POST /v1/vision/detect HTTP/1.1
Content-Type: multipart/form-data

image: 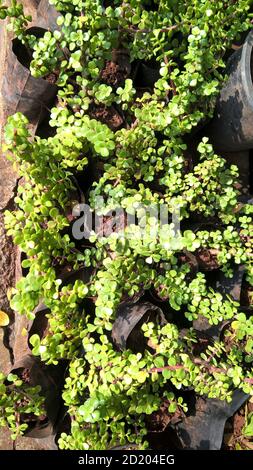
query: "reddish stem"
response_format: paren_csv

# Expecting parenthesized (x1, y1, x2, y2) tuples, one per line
(149, 360, 253, 385)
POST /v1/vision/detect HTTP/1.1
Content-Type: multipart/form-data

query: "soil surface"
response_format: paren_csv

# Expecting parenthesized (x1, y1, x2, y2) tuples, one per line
(146, 402, 184, 433)
(45, 72, 58, 85)
(192, 331, 211, 356)
(100, 60, 128, 88)
(223, 400, 253, 450)
(21, 367, 31, 384)
(88, 103, 124, 131)
(195, 248, 220, 271)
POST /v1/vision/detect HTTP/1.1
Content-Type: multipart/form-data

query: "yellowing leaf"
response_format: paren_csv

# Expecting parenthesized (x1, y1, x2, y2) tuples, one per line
(0, 311, 9, 327)
(7, 287, 15, 301)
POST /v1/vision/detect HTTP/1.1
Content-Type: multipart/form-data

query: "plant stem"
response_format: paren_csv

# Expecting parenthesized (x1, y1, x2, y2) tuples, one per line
(149, 360, 253, 385)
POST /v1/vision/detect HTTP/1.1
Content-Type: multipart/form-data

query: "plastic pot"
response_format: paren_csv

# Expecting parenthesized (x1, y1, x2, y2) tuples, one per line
(133, 62, 161, 90)
(176, 390, 250, 450)
(1, 27, 57, 126)
(28, 302, 50, 344)
(205, 30, 253, 151)
(112, 301, 166, 353)
(215, 264, 245, 303)
(37, 0, 60, 32)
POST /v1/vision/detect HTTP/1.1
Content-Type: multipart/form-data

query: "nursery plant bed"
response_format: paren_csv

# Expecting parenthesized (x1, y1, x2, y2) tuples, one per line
(0, 0, 253, 452)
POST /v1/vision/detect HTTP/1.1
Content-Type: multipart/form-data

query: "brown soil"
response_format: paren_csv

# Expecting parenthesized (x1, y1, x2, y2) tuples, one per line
(247, 401, 253, 414)
(195, 248, 220, 271)
(146, 401, 184, 434)
(192, 331, 211, 356)
(233, 412, 245, 439)
(223, 400, 253, 450)
(100, 61, 128, 88)
(21, 368, 31, 385)
(88, 103, 124, 131)
(222, 327, 236, 352)
(97, 212, 128, 237)
(44, 72, 58, 85)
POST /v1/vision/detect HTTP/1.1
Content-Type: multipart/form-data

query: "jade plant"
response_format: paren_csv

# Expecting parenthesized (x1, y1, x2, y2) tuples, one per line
(0, 372, 45, 440)
(1, 0, 253, 450)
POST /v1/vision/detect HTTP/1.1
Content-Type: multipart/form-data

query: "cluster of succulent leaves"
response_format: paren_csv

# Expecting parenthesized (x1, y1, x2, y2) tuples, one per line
(1, 0, 253, 449)
(0, 372, 45, 440)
